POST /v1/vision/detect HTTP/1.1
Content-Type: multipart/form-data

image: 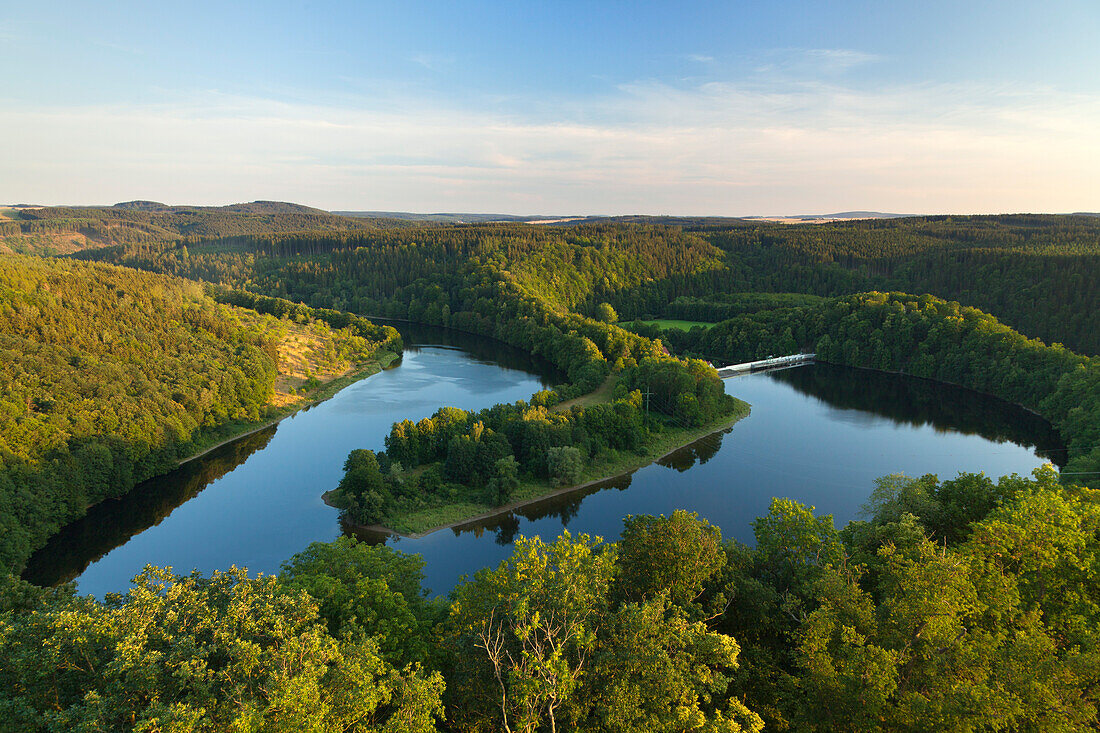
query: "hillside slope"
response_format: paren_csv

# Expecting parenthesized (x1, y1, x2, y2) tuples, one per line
(0, 255, 400, 572)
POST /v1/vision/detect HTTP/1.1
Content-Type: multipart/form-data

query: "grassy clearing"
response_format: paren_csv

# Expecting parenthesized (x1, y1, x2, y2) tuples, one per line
(380, 398, 751, 536)
(624, 319, 716, 331)
(225, 305, 389, 409)
(175, 306, 401, 465)
(551, 375, 618, 413)
(179, 350, 399, 466)
(0, 232, 93, 255)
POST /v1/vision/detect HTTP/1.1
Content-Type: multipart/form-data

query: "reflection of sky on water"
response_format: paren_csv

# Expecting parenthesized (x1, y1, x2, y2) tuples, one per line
(391, 368, 1054, 597)
(48, 349, 1056, 601)
(59, 347, 550, 598)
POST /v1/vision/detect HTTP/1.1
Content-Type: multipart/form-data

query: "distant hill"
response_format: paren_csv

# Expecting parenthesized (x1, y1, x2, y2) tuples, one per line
(741, 211, 911, 224)
(113, 200, 171, 211)
(334, 210, 553, 224)
(0, 201, 393, 256)
(819, 211, 910, 219)
(218, 201, 333, 216)
(112, 200, 333, 216)
(334, 211, 913, 227)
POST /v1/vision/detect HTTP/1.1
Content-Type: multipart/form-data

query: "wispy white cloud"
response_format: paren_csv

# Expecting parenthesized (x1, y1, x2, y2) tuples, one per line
(687, 54, 715, 63)
(801, 48, 880, 73)
(749, 48, 881, 79)
(91, 39, 146, 56)
(410, 53, 455, 71)
(0, 75, 1096, 214)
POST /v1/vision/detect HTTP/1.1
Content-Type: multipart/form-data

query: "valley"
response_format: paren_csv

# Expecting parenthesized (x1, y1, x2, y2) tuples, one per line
(2, 207, 1099, 731)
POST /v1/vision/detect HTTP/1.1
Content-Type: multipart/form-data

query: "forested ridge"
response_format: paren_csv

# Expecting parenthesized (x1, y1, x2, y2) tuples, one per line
(76, 221, 726, 313)
(630, 291, 1100, 479)
(607, 214, 1100, 355)
(0, 201, 405, 256)
(0, 256, 400, 574)
(76, 214, 1100, 355)
(3, 210, 1100, 730)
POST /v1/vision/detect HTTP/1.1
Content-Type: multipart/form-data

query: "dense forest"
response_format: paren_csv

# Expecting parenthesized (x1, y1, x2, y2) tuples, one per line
(627, 291, 1100, 479)
(74, 214, 1100, 355)
(0, 256, 400, 574)
(3, 210, 1100, 730)
(74, 221, 726, 314)
(606, 215, 1100, 355)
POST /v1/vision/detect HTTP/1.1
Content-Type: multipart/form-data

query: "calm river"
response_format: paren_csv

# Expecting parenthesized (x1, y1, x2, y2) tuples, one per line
(25, 327, 1062, 598)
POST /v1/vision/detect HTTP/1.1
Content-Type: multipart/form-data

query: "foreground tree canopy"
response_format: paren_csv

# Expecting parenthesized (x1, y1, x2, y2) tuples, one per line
(4, 482, 1096, 731)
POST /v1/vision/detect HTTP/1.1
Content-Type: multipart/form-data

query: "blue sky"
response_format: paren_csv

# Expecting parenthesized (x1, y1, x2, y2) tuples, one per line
(2, 1, 1097, 214)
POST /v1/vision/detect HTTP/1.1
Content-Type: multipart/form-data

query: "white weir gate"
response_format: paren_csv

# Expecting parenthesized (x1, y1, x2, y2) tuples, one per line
(715, 353, 815, 378)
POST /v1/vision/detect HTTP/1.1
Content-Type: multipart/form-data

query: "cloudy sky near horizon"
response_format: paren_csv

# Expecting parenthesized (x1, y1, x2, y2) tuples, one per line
(2, 1, 1098, 215)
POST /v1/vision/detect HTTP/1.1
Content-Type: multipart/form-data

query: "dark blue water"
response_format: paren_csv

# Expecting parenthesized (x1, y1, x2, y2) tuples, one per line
(374, 363, 1060, 596)
(26, 332, 1060, 599)
(25, 332, 555, 597)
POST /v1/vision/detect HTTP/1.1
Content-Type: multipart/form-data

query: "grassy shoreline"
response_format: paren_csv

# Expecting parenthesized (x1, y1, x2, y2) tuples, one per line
(174, 350, 401, 468)
(333, 398, 751, 539)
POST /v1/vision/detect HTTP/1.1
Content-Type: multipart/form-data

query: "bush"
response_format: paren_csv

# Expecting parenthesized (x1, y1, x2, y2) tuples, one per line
(547, 446, 584, 486)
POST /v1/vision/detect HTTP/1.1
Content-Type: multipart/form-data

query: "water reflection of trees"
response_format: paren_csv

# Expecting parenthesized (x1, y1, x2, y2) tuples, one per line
(657, 430, 728, 472)
(377, 319, 565, 385)
(442, 430, 737, 543)
(769, 364, 1066, 466)
(343, 476, 637, 547)
(421, 474, 635, 544)
(23, 427, 278, 587)
(406, 364, 1068, 545)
